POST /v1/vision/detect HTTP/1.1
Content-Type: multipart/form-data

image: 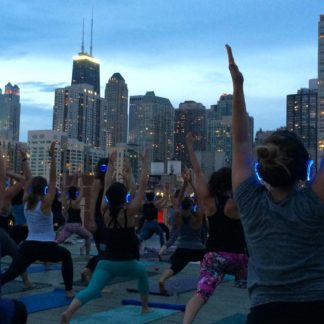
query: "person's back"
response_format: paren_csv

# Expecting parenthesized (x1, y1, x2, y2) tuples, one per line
(235, 179, 324, 306)
(227, 44, 324, 323)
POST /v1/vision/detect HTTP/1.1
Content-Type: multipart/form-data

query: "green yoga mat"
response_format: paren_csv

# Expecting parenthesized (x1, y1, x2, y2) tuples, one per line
(71, 305, 178, 323)
(211, 313, 247, 324)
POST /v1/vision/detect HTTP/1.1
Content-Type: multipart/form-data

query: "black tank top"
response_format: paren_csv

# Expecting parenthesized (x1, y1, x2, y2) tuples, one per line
(95, 189, 104, 227)
(103, 209, 139, 261)
(67, 205, 82, 224)
(142, 202, 158, 221)
(206, 195, 247, 254)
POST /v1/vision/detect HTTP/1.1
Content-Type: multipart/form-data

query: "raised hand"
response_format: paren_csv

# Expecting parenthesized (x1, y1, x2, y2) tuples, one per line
(48, 142, 56, 158)
(225, 44, 244, 88)
(185, 132, 195, 147)
(18, 144, 28, 160)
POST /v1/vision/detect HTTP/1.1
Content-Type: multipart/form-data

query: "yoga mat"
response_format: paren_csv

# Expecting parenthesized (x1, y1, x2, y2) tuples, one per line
(18, 288, 75, 313)
(211, 313, 247, 324)
(122, 299, 186, 311)
(71, 305, 178, 323)
(27, 263, 61, 273)
(1, 281, 52, 295)
(127, 275, 199, 296)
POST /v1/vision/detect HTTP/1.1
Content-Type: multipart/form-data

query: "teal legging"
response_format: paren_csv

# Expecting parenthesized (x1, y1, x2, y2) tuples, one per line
(76, 259, 149, 305)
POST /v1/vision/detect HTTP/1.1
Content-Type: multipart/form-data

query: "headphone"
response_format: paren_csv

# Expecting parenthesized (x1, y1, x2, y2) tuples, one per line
(28, 185, 48, 196)
(99, 163, 108, 173)
(66, 189, 80, 199)
(104, 192, 132, 206)
(254, 159, 315, 183)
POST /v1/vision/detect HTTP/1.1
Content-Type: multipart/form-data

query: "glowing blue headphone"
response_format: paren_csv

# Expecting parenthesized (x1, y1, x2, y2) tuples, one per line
(28, 185, 48, 195)
(254, 159, 315, 183)
(104, 192, 132, 206)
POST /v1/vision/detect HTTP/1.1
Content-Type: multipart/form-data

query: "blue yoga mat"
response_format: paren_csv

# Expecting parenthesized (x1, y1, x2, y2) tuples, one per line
(71, 305, 179, 323)
(27, 263, 61, 273)
(211, 313, 247, 324)
(18, 288, 73, 313)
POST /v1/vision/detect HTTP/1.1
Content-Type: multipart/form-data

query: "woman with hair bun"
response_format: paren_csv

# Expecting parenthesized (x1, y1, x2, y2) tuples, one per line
(227, 44, 324, 323)
(60, 151, 150, 323)
(183, 133, 248, 324)
(1, 142, 74, 298)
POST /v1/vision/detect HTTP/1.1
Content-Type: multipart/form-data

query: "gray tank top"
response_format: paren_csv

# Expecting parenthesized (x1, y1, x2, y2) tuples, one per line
(176, 221, 205, 250)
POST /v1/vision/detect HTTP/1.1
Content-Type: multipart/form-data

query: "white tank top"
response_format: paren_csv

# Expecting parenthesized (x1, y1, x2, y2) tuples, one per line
(25, 201, 55, 242)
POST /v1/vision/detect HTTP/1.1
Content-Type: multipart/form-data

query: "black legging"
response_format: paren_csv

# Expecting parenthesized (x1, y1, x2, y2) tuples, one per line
(1, 240, 73, 291)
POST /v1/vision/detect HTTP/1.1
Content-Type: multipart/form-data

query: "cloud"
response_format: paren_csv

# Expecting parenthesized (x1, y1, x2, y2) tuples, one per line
(19, 81, 67, 93)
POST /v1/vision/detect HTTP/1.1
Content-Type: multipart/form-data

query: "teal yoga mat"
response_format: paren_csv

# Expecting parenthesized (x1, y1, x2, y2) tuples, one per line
(71, 305, 178, 323)
(211, 313, 247, 324)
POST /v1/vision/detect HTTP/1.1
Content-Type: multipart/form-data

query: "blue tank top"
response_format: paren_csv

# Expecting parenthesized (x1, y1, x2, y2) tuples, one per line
(176, 221, 205, 250)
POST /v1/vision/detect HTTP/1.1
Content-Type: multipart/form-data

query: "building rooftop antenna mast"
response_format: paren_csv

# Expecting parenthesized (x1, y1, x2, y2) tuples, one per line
(90, 8, 94, 56)
(81, 18, 85, 53)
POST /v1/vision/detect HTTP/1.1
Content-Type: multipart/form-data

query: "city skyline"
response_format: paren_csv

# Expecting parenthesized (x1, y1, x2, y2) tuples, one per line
(0, 0, 323, 142)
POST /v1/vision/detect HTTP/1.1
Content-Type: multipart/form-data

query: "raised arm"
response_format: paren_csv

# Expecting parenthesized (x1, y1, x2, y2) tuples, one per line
(101, 152, 116, 215)
(18, 145, 31, 184)
(122, 157, 136, 196)
(127, 151, 149, 216)
(312, 156, 324, 201)
(0, 146, 5, 210)
(84, 178, 101, 233)
(41, 142, 57, 214)
(4, 171, 25, 200)
(226, 45, 252, 191)
(185, 132, 209, 201)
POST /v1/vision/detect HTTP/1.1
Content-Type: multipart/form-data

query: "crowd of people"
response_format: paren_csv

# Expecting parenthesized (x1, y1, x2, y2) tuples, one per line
(0, 45, 323, 324)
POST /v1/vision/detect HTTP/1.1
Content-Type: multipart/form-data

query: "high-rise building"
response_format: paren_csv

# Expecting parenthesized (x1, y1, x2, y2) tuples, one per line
(206, 94, 253, 167)
(287, 82, 318, 162)
(129, 91, 174, 164)
(0, 83, 20, 141)
(53, 84, 104, 149)
(71, 18, 100, 95)
(71, 53, 100, 95)
(104, 73, 128, 148)
(318, 15, 324, 167)
(28, 130, 105, 185)
(174, 101, 206, 167)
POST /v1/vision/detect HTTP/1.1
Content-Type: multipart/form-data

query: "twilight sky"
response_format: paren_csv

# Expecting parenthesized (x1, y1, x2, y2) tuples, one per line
(0, 0, 323, 142)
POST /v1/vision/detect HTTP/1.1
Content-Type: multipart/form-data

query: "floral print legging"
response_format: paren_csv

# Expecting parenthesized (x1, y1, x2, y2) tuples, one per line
(196, 251, 248, 302)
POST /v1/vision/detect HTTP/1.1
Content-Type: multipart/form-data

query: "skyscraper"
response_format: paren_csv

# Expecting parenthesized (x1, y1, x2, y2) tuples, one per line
(129, 91, 174, 163)
(71, 53, 100, 95)
(174, 100, 206, 167)
(104, 73, 128, 148)
(0, 83, 20, 141)
(53, 84, 104, 148)
(71, 17, 100, 94)
(206, 94, 253, 167)
(287, 81, 318, 162)
(318, 15, 324, 167)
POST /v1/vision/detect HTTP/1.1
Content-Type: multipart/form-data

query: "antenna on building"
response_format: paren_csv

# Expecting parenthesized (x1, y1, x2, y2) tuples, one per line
(90, 8, 94, 56)
(81, 18, 85, 53)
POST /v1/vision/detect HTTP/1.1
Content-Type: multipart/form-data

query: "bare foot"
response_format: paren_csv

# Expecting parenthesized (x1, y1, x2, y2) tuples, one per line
(81, 268, 92, 283)
(66, 289, 75, 298)
(159, 281, 168, 295)
(102, 286, 113, 293)
(60, 312, 70, 324)
(141, 306, 151, 314)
